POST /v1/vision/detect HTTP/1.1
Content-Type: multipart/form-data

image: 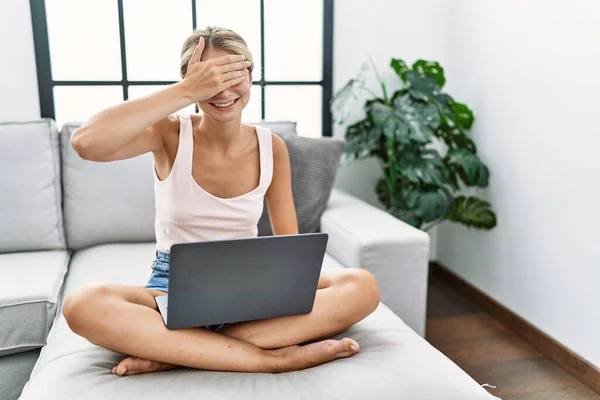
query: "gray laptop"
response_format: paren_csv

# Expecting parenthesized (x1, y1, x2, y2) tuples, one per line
(155, 233, 328, 330)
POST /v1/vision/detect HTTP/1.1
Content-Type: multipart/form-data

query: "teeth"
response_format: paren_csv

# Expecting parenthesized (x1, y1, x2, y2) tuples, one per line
(213, 100, 235, 108)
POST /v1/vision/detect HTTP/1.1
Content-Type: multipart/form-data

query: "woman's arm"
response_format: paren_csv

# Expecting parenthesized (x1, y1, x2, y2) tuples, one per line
(71, 37, 250, 162)
(265, 134, 299, 235)
(71, 84, 190, 162)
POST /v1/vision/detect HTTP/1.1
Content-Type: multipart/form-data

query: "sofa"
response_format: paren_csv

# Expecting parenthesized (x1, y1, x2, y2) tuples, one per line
(0, 118, 498, 399)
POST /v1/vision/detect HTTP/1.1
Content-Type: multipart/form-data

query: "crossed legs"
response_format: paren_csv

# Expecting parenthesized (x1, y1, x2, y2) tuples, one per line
(63, 268, 380, 375)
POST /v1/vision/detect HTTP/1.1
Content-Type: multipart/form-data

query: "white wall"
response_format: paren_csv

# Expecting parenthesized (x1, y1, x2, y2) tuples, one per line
(0, 1, 40, 121)
(438, 0, 600, 367)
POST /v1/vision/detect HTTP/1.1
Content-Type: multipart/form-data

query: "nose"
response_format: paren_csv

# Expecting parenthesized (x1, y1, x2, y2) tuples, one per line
(215, 89, 233, 98)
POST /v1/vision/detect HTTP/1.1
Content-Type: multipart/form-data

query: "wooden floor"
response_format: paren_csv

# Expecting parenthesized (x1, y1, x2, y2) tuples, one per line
(426, 276, 600, 400)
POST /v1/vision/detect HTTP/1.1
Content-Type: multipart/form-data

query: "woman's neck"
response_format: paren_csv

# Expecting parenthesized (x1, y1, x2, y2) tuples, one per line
(195, 113, 243, 150)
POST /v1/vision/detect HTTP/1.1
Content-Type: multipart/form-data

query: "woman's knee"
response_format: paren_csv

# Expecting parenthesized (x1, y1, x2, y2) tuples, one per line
(63, 283, 117, 332)
(340, 269, 381, 314)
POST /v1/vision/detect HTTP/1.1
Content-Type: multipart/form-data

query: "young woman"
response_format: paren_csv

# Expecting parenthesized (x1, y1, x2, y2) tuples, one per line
(63, 27, 380, 376)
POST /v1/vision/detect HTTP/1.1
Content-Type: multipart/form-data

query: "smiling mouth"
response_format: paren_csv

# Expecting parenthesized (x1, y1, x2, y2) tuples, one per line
(210, 98, 239, 110)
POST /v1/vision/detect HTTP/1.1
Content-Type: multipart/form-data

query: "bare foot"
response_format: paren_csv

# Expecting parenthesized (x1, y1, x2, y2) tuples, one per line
(112, 338, 359, 375)
(270, 337, 360, 373)
(112, 357, 180, 376)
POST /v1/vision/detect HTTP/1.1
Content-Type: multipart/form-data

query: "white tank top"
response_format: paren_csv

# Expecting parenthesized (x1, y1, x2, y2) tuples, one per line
(153, 113, 273, 253)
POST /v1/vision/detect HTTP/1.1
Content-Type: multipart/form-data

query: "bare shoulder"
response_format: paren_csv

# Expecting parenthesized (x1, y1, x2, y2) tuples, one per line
(270, 132, 289, 162)
(152, 114, 182, 153)
(153, 114, 180, 140)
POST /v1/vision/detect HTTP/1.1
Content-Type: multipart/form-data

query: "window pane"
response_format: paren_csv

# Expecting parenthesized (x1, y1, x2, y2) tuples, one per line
(46, 0, 121, 80)
(242, 85, 263, 123)
(128, 85, 196, 114)
(54, 86, 123, 127)
(195, 1, 261, 75)
(264, 0, 323, 81)
(265, 86, 322, 137)
(124, 0, 191, 81)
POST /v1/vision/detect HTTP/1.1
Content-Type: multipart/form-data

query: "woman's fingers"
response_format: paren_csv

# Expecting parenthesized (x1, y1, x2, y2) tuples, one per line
(219, 60, 252, 73)
(189, 37, 205, 64)
(220, 75, 249, 91)
(221, 69, 249, 83)
(213, 54, 246, 66)
(185, 37, 205, 78)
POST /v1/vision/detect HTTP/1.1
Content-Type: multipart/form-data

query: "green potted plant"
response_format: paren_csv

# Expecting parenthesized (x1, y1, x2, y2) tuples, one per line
(330, 59, 497, 231)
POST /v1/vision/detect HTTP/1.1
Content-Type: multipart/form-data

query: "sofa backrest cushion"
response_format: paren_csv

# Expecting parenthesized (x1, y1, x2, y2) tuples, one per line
(60, 123, 156, 250)
(0, 120, 65, 252)
(257, 133, 345, 236)
(60, 119, 298, 250)
(256, 121, 297, 135)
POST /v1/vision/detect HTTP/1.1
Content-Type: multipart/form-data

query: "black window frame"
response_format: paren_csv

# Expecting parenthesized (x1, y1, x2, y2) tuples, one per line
(30, 0, 334, 136)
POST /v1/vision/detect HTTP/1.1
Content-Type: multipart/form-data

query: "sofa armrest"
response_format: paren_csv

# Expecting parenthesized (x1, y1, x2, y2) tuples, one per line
(320, 189, 430, 336)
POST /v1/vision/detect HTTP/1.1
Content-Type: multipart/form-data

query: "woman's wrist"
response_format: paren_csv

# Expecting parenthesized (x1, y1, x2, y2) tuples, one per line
(171, 80, 196, 107)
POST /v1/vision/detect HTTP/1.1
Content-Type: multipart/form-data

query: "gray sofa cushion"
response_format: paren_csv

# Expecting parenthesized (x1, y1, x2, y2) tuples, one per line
(60, 119, 297, 251)
(0, 251, 69, 357)
(0, 349, 40, 400)
(0, 120, 65, 252)
(258, 134, 344, 235)
(255, 121, 297, 135)
(21, 243, 497, 400)
(60, 123, 157, 250)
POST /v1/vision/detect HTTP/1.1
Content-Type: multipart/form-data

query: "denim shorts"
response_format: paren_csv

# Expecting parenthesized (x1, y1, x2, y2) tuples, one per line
(145, 250, 226, 332)
(145, 250, 171, 292)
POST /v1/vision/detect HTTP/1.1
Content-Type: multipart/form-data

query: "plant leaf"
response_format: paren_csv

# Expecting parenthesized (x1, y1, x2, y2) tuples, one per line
(376, 178, 391, 209)
(366, 99, 411, 141)
(377, 175, 422, 228)
(391, 92, 440, 143)
(390, 58, 410, 82)
(406, 71, 441, 98)
(408, 89, 430, 102)
(397, 149, 448, 186)
(433, 93, 454, 115)
(330, 79, 360, 125)
(412, 60, 446, 88)
(376, 177, 408, 210)
(451, 102, 475, 129)
(376, 178, 395, 209)
(330, 63, 370, 125)
(344, 119, 380, 161)
(435, 124, 477, 153)
(446, 196, 497, 229)
(424, 88, 476, 140)
(445, 148, 489, 187)
(403, 186, 454, 223)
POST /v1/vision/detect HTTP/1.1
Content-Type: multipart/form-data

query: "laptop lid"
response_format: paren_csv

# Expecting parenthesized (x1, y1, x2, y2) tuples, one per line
(165, 233, 328, 330)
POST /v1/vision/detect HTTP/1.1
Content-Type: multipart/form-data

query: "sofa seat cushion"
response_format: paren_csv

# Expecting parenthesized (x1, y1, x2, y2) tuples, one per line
(0, 251, 69, 356)
(21, 243, 497, 399)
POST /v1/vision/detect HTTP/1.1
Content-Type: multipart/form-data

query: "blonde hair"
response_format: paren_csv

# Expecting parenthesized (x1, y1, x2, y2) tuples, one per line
(180, 26, 254, 79)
